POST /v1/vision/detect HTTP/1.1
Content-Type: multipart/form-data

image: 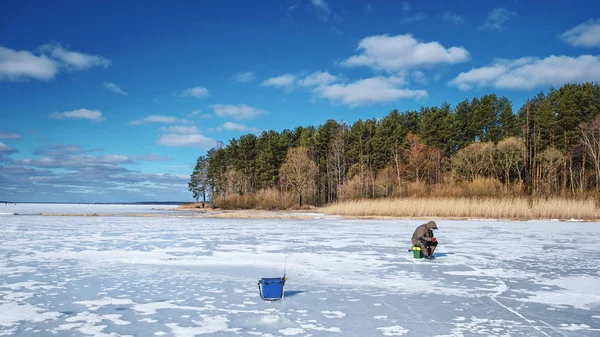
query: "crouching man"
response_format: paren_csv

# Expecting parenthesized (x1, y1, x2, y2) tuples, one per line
(411, 220, 438, 259)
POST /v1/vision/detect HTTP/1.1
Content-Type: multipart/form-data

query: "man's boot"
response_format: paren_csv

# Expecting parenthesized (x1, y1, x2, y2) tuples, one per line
(421, 245, 430, 259)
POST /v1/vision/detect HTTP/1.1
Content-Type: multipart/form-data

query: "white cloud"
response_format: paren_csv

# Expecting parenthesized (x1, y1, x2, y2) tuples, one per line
(210, 104, 265, 120)
(0, 43, 110, 82)
(157, 133, 216, 149)
(311, 0, 330, 22)
(1, 144, 192, 201)
(130, 115, 193, 125)
(49, 109, 106, 122)
(442, 11, 463, 25)
(479, 8, 516, 31)
(158, 125, 200, 134)
(313, 76, 427, 107)
(341, 34, 470, 72)
(261, 71, 427, 107)
(261, 74, 297, 89)
(221, 122, 259, 133)
(0, 45, 58, 81)
(400, 13, 426, 24)
(39, 43, 111, 69)
(0, 130, 21, 139)
(561, 19, 600, 47)
(402, 2, 411, 12)
(180, 87, 209, 98)
(156, 124, 216, 149)
(103, 82, 128, 95)
(17, 151, 133, 170)
(0, 142, 18, 153)
(450, 55, 600, 90)
(94, 154, 131, 163)
(235, 72, 255, 82)
(297, 71, 338, 87)
(15, 151, 134, 167)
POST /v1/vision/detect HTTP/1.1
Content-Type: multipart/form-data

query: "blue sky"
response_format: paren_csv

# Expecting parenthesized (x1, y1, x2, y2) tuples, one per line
(1, 0, 599, 202)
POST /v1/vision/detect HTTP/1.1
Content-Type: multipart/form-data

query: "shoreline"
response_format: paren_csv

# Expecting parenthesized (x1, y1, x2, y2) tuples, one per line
(2, 200, 595, 221)
(25, 207, 593, 222)
(174, 196, 600, 222)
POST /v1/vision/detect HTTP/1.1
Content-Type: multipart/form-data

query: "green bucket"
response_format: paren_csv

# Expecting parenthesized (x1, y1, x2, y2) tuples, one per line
(412, 246, 422, 258)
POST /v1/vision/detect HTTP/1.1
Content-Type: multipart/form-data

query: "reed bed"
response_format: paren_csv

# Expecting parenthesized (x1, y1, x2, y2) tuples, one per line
(179, 188, 297, 211)
(178, 203, 208, 210)
(320, 197, 600, 221)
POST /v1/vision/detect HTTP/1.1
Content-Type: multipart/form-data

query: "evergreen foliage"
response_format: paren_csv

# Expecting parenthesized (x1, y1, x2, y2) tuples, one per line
(195, 82, 600, 205)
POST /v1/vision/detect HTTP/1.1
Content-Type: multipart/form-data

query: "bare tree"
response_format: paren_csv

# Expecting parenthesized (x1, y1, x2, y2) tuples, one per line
(224, 168, 243, 198)
(496, 137, 524, 189)
(451, 142, 495, 181)
(402, 133, 432, 183)
(280, 147, 318, 207)
(537, 147, 564, 195)
(375, 166, 398, 197)
(580, 115, 600, 190)
(327, 127, 347, 202)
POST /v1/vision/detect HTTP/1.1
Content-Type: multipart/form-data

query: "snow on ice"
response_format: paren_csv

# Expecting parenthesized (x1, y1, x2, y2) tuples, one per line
(0, 203, 599, 336)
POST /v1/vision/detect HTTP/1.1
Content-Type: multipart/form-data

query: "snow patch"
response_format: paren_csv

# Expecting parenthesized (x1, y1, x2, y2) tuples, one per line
(0, 291, 35, 302)
(3, 281, 59, 290)
(279, 327, 305, 335)
(520, 276, 600, 309)
(560, 323, 591, 331)
(321, 311, 346, 318)
(132, 301, 208, 315)
(165, 315, 236, 336)
(377, 325, 409, 336)
(0, 302, 60, 327)
(74, 297, 135, 310)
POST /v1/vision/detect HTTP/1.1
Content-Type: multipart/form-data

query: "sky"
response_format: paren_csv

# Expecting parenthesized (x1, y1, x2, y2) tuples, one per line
(1, 0, 600, 202)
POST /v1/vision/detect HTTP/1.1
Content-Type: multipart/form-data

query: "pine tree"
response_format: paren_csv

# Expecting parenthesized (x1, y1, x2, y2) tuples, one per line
(189, 155, 209, 205)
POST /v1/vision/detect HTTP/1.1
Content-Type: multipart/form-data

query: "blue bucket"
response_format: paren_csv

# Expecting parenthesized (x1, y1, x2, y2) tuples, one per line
(258, 276, 286, 301)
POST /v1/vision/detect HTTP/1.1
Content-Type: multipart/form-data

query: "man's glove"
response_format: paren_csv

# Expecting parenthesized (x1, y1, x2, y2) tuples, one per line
(431, 237, 436, 242)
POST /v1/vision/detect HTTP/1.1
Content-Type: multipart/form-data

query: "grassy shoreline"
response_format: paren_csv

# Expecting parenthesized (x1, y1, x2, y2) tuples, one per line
(320, 197, 600, 221)
(180, 196, 599, 221)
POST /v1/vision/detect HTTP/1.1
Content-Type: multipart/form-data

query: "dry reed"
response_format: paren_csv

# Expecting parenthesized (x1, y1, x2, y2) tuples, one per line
(204, 212, 317, 219)
(177, 203, 206, 210)
(320, 197, 600, 221)
(179, 188, 297, 211)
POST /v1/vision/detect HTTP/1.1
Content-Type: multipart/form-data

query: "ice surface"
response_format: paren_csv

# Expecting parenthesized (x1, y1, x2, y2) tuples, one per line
(0, 202, 179, 216)
(0, 203, 599, 336)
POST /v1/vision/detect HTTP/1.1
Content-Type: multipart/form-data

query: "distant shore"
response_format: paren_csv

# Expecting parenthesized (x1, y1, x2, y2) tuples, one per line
(177, 197, 600, 221)
(2, 198, 597, 221)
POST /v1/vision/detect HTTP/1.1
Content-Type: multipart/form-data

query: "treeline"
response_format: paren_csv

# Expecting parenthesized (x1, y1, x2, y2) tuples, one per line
(189, 82, 600, 207)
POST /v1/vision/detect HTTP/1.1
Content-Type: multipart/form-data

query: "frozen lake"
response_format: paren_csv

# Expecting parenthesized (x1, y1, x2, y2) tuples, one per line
(1, 204, 599, 336)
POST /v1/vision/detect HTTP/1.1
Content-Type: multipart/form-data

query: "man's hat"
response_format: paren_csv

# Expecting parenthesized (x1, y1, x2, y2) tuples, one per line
(427, 220, 438, 229)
